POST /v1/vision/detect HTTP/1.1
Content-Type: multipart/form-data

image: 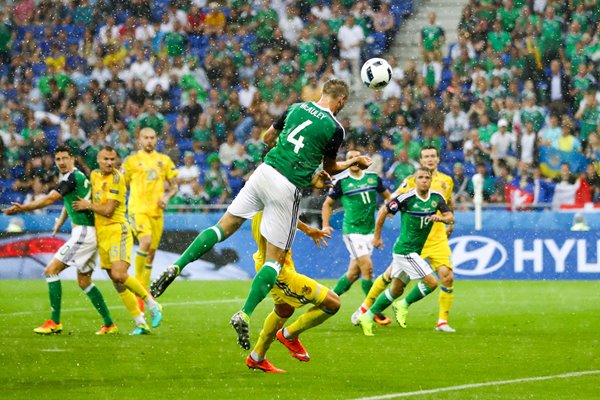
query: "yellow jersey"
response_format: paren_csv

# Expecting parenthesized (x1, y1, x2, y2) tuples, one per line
(252, 211, 294, 272)
(91, 169, 128, 227)
(395, 170, 454, 242)
(122, 151, 178, 217)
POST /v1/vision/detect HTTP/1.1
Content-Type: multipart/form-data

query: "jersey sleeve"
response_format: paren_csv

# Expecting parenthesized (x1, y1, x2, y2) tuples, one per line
(327, 179, 343, 200)
(54, 173, 76, 197)
(323, 125, 344, 159)
(164, 156, 178, 180)
(386, 194, 406, 215)
(436, 194, 451, 213)
(272, 108, 289, 130)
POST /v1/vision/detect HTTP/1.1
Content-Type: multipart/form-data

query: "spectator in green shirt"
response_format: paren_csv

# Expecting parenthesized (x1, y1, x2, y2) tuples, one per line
(386, 150, 416, 185)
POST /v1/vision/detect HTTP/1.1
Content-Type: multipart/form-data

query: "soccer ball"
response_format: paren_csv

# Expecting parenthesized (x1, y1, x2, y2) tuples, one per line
(360, 58, 393, 90)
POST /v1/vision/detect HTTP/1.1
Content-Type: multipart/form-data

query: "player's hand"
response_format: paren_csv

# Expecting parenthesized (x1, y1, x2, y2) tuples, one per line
(322, 225, 334, 235)
(311, 170, 334, 189)
(304, 226, 331, 249)
(373, 237, 384, 249)
(72, 197, 91, 212)
(158, 197, 167, 209)
(430, 214, 444, 222)
(446, 224, 454, 237)
(3, 203, 25, 215)
(354, 156, 372, 170)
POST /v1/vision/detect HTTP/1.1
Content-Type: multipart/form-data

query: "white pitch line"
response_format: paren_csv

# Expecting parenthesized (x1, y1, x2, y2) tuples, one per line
(351, 370, 600, 400)
(0, 298, 244, 317)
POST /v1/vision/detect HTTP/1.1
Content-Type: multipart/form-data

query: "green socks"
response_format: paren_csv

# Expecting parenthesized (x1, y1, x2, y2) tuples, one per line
(175, 225, 224, 271)
(404, 281, 436, 306)
(84, 284, 113, 327)
(46, 275, 62, 324)
(361, 279, 373, 295)
(333, 274, 352, 295)
(241, 261, 280, 316)
(370, 288, 397, 316)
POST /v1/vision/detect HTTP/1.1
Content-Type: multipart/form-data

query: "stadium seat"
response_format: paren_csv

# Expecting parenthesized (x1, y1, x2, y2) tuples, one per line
(443, 150, 464, 164)
(44, 127, 60, 152)
(177, 139, 193, 154)
(438, 162, 453, 176)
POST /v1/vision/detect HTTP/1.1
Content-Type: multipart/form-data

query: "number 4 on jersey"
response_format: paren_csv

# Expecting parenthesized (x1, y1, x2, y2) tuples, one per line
(287, 120, 312, 153)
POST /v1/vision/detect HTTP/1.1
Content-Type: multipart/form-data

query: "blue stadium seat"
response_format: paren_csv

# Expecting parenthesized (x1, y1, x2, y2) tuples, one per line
(443, 150, 464, 164)
(177, 139, 193, 154)
(463, 162, 476, 177)
(44, 127, 60, 152)
(438, 162, 453, 176)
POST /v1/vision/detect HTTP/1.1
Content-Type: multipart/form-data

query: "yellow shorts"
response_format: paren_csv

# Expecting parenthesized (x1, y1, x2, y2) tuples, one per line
(256, 259, 329, 309)
(97, 223, 133, 269)
(129, 213, 164, 249)
(421, 239, 453, 270)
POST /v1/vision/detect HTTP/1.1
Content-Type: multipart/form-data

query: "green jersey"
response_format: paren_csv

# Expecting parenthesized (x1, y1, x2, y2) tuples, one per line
(421, 25, 444, 51)
(265, 102, 345, 188)
(386, 189, 450, 255)
(328, 171, 387, 235)
(55, 168, 95, 227)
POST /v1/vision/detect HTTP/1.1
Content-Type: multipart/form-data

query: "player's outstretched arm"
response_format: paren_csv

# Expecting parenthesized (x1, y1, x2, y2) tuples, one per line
(159, 177, 179, 209)
(297, 220, 331, 249)
(373, 204, 389, 249)
(52, 207, 68, 236)
(321, 196, 335, 234)
(2, 190, 62, 215)
(322, 155, 372, 175)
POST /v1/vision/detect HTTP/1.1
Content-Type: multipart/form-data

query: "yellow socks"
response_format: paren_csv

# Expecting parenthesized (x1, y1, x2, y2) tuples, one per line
(253, 311, 287, 358)
(365, 273, 391, 308)
(286, 306, 331, 338)
(134, 250, 149, 285)
(124, 276, 150, 301)
(119, 289, 142, 317)
(438, 286, 454, 322)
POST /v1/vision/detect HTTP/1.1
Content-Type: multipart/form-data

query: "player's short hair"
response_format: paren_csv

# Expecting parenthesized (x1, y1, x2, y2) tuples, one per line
(416, 166, 432, 176)
(322, 79, 349, 100)
(100, 145, 117, 154)
(420, 145, 439, 158)
(54, 145, 73, 156)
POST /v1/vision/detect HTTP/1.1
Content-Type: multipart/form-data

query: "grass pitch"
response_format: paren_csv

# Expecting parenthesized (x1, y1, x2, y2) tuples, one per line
(1, 280, 599, 399)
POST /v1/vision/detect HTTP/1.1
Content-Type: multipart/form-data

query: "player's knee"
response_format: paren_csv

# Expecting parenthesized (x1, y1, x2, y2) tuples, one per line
(77, 275, 92, 289)
(274, 303, 294, 318)
(322, 292, 341, 314)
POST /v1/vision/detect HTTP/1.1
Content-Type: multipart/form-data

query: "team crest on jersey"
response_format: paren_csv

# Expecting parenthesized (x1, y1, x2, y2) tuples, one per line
(441, 182, 447, 190)
(368, 178, 375, 184)
(302, 285, 312, 296)
(102, 182, 107, 191)
(432, 201, 437, 207)
(157, 161, 163, 168)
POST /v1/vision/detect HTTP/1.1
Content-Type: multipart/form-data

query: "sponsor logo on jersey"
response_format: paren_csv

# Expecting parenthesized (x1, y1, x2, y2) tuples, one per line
(450, 236, 507, 276)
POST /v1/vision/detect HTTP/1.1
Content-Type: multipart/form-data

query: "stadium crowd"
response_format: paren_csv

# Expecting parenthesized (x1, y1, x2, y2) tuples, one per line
(0, 0, 599, 213)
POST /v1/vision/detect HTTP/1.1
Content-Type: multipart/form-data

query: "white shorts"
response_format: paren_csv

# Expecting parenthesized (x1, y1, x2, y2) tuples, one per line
(54, 225, 98, 274)
(227, 163, 301, 250)
(390, 252, 433, 281)
(343, 233, 374, 260)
